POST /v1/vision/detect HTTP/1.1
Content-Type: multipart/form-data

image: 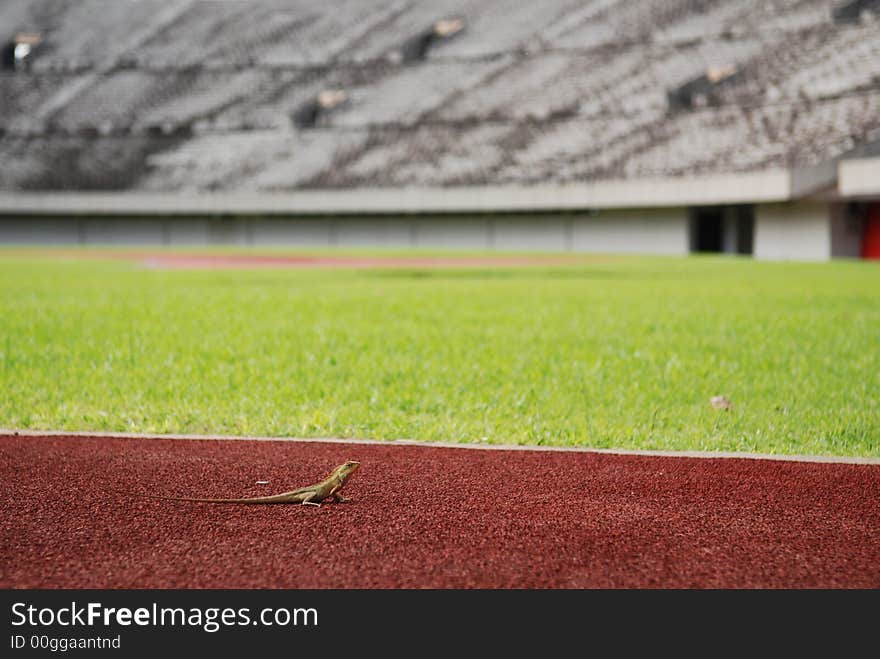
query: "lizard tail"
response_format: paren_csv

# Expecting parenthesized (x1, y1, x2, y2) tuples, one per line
(108, 489, 302, 504)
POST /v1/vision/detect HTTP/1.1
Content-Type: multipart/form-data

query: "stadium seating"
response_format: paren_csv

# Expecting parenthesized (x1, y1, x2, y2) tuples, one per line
(1, 0, 878, 191)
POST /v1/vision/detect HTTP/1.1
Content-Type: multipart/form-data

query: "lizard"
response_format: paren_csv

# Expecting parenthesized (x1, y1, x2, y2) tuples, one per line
(117, 460, 360, 507)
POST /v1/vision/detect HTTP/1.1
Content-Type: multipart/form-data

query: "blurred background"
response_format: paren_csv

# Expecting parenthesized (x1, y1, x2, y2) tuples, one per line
(0, 0, 879, 259)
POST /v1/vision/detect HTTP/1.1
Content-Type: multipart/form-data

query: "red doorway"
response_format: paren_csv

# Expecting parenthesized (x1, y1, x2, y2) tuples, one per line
(862, 203, 880, 259)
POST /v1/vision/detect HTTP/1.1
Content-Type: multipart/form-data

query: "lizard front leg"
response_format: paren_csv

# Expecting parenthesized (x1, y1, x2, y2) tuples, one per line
(332, 492, 351, 503)
(329, 478, 351, 503)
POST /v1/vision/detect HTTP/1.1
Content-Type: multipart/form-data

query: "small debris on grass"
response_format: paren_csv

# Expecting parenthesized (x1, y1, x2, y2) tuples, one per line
(255, 480, 270, 485)
(711, 395, 733, 411)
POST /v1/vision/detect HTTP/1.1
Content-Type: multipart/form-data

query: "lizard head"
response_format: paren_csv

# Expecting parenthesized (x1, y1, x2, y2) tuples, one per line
(334, 460, 361, 481)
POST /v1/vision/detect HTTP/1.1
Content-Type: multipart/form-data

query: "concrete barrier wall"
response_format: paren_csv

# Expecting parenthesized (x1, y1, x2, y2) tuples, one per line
(492, 216, 570, 251)
(82, 218, 167, 245)
(572, 208, 689, 255)
(251, 218, 331, 246)
(0, 207, 689, 256)
(0, 217, 82, 244)
(413, 217, 494, 249)
(167, 218, 211, 245)
(754, 202, 831, 261)
(334, 218, 414, 248)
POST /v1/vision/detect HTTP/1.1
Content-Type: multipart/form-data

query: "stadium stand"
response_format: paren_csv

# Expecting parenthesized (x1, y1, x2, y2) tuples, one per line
(0, 0, 878, 259)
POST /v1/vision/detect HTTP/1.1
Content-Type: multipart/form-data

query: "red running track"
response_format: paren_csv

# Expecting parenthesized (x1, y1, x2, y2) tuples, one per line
(1, 434, 878, 588)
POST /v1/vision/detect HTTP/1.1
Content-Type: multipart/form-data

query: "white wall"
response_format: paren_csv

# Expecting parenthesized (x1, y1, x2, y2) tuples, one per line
(82, 218, 166, 245)
(205, 217, 250, 245)
(838, 157, 880, 197)
(334, 218, 413, 247)
(571, 208, 689, 255)
(251, 218, 332, 246)
(0, 170, 794, 216)
(0, 207, 701, 257)
(754, 202, 831, 261)
(167, 218, 211, 245)
(492, 216, 570, 251)
(413, 217, 493, 249)
(0, 217, 81, 244)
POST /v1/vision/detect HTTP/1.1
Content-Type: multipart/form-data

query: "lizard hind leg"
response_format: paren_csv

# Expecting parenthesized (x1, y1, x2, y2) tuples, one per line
(300, 492, 321, 507)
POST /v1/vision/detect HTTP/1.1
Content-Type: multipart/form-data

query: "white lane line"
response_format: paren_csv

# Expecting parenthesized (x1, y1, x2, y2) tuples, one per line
(2, 429, 878, 465)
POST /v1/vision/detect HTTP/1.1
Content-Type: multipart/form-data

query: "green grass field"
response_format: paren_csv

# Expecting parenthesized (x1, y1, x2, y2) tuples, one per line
(1, 250, 878, 456)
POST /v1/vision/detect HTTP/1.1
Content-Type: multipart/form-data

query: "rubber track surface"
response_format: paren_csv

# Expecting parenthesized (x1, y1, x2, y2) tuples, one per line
(1, 434, 878, 588)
